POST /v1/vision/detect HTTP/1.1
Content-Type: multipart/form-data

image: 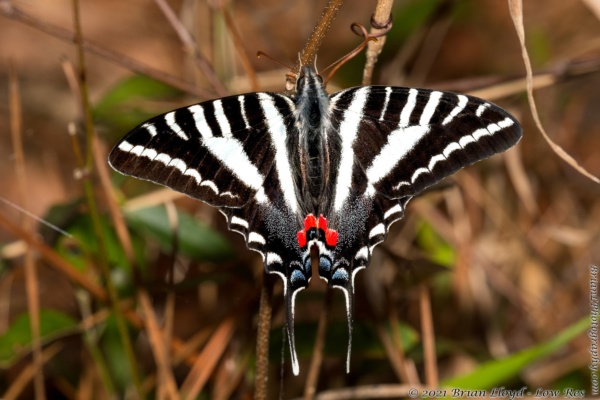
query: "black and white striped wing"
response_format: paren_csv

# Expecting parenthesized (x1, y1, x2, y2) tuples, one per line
(319, 86, 522, 370)
(109, 92, 311, 374)
(334, 86, 523, 199)
(109, 92, 295, 208)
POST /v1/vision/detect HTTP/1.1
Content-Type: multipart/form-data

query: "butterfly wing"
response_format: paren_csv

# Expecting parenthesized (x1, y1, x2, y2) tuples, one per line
(321, 85, 523, 371)
(109, 92, 311, 374)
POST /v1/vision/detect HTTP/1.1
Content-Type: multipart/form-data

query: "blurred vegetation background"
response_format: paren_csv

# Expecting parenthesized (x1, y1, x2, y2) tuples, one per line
(1, 0, 599, 399)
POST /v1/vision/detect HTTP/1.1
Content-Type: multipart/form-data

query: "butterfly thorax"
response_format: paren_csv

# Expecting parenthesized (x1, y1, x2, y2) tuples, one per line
(293, 66, 331, 209)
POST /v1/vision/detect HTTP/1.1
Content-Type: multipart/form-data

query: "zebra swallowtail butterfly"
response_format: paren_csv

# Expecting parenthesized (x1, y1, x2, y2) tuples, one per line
(109, 66, 522, 375)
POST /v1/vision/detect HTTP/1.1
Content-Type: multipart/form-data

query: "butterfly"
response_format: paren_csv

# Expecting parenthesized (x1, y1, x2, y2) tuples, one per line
(109, 65, 522, 375)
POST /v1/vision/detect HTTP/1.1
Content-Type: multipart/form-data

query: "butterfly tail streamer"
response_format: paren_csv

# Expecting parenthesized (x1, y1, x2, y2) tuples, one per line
(332, 276, 355, 374)
(285, 274, 305, 376)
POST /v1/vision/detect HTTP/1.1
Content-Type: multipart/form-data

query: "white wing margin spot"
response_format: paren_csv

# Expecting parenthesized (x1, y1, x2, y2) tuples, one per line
(369, 223, 385, 239)
(184, 169, 201, 184)
(231, 216, 248, 228)
(248, 232, 266, 245)
(200, 180, 219, 194)
(118, 141, 134, 152)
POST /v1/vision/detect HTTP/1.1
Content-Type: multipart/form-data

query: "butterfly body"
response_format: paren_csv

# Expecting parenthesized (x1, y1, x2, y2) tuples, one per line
(109, 66, 523, 375)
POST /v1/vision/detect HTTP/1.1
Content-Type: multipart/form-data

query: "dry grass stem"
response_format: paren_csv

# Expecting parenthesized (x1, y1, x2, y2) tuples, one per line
(508, 0, 600, 184)
(213, 350, 252, 400)
(466, 73, 555, 101)
(0, 205, 108, 301)
(153, 0, 228, 97)
(171, 327, 212, 366)
(122, 189, 186, 213)
(2, 342, 63, 400)
(304, 288, 333, 400)
(71, 0, 145, 394)
(389, 306, 417, 384)
(408, 16, 452, 86)
(179, 317, 236, 400)
(375, 321, 410, 383)
(419, 285, 438, 387)
(581, 0, 600, 20)
(138, 290, 179, 400)
(220, 3, 260, 92)
(0, 0, 214, 98)
(505, 143, 539, 217)
(362, 0, 395, 85)
(9, 60, 46, 400)
(92, 138, 136, 267)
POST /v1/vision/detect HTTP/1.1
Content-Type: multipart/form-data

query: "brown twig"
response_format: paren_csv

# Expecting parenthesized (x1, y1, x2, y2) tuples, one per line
(304, 288, 333, 400)
(0, 0, 214, 99)
(8, 60, 46, 400)
(284, 0, 345, 92)
(419, 284, 438, 388)
(362, 0, 395, 85)
(153, 0, 228, 97)
(508, 0, 600, 184)
(254, 272, 275, 400)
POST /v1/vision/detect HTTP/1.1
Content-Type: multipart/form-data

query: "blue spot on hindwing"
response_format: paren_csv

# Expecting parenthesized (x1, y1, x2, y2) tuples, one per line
(291, 269, 305, 284)
(319, 257, 331, 273)
(332, 268, 349, 282)
(304, 257, 312, 273)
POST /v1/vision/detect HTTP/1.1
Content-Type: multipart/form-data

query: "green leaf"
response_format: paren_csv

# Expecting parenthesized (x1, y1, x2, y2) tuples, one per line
(101, 314, 132, 393)
(416, 219, 456, 267)
(55, 214, 132, 273)
(94, 75, 183, 138)
(442, 317, 589, 390)
(0, 310, 78, 367)
(125, 206, 234, 262)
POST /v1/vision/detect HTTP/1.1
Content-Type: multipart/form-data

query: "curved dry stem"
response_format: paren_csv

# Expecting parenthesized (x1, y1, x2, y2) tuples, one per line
(508, 0, 600, 184)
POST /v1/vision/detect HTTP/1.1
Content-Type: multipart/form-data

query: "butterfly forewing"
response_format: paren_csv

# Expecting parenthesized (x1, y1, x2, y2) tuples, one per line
(109, 93, 293, 208)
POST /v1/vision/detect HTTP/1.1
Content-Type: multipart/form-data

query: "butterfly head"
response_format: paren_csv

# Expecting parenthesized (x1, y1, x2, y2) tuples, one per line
(296, 66, 324, 92)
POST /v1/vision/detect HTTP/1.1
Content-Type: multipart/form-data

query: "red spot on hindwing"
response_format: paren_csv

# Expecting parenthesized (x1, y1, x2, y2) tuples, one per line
(318, 215, 327, 232)
(297, 213, 338, 248)
(325, 229, 338, 246)
(297, 230, 307, 248)
(304, 214, 317, 231)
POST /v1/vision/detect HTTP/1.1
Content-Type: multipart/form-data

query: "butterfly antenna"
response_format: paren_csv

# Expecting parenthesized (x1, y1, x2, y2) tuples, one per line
(257, 51, 307, 79)
(320, 36, 378, 87)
